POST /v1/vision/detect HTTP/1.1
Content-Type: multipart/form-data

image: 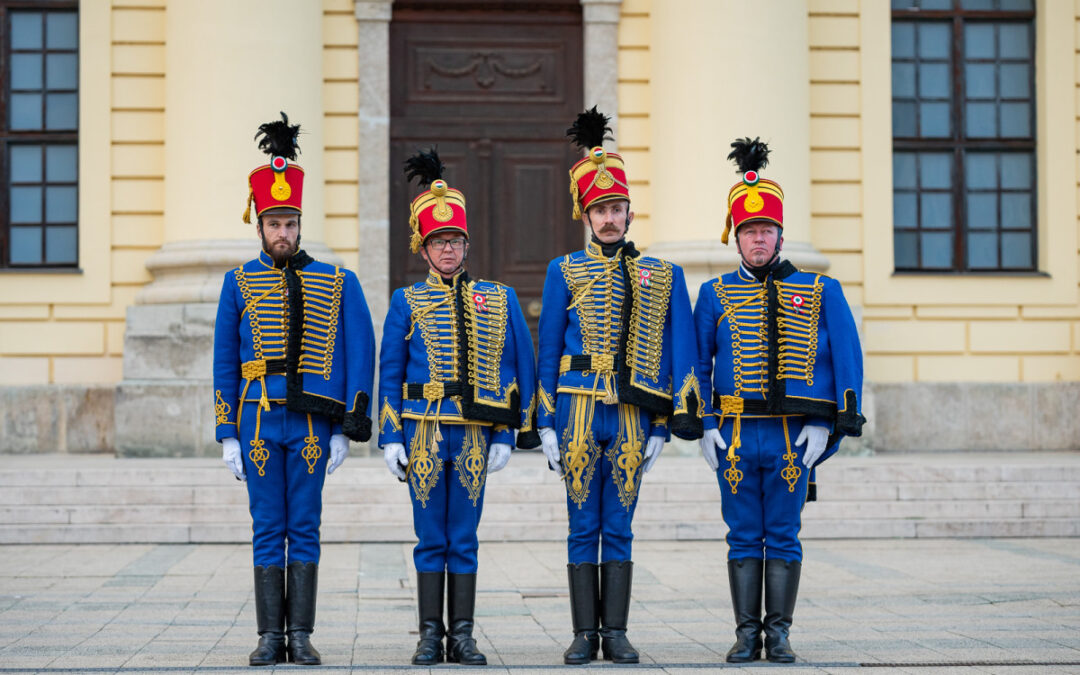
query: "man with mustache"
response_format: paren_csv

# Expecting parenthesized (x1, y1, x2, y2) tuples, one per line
(378, 149, 540, 666)
(694, 138, 865, 663)
(536, 108, 703, 665)
(213, 113, 376, 666)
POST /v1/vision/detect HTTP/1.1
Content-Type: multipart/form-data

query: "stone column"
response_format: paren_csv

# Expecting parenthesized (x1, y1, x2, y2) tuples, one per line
(116, 0, 339, 456)
(648, 0, 828, 297)
(581, 0, 623, 144)
(355, 0, 394, 331)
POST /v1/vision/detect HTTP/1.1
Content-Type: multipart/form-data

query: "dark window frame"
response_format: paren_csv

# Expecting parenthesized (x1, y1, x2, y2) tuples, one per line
(891, 0, 1036, 273)
(1, 0, 79, 269)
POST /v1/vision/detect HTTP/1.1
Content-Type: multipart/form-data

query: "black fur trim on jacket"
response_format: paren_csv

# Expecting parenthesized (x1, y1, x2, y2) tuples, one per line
(670, 392, 703, 441)
(342, 392, 372, 443)
(614, 243, 674, 418)
(835, 389, 866, 437)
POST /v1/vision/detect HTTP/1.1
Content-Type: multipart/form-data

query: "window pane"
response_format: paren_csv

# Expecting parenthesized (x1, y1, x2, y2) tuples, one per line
(892, 23, 916, 59)
(893, 101, 918, 137)
(999, 63, 1029, 98)
(11, 187, 43, 223)
(892, 63, 916, 97)
(920, 153, 952, 189)
(10, 227, 43, 265)
(46, 13, 78, 49)
(967, 193, 998, 229)
(965, 64, 996, 99)
(894, 231, 918, 268)
(999, 0, 1033, 9)
(11, 13, 43, 49)
(920, 193, 952, 229)
(892, 0, 919, 8)
(894, 153, 917, 189)
(920, 102, 951, 137)
(10, 94, 44, 131)
(921, 232, 953, 268)
(919, 63, 951, 98)
(965, 153, 997, 189)
(918, 24, 951, 59)
(10, 146, 43, 183)
(967, 232, 998, 269)
(960, 0, 994, 9)
(1001, 232, 1032, 268)
(920, 0, 953, 8)
(46, 54, 78, 90)
(999, 102, 1030, 137)
(45, 145, 78, 183)
(894, 192, 918, 229)
(966, 102, 996, 137)
(1000, 153, 1031, 189)
(1001, 193, 1032, 229)
(45, 186, 77, 223)
(45, 93, 78, 130)
(998, 24, 1029, 59)
(45, 227, 77, 264)
(965, 24, 995, 59)
(11, 54, 43, 90)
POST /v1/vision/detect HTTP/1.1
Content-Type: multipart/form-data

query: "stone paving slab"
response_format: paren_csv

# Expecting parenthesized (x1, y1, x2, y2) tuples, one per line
(0, 539, 1078, 673)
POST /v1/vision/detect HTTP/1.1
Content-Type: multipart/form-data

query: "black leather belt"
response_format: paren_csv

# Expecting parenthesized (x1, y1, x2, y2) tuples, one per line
(712, 392, 769, 415)
(264, 358, 287, 375)
(560, 353, 616, 373)
(404, 381, 465, 400)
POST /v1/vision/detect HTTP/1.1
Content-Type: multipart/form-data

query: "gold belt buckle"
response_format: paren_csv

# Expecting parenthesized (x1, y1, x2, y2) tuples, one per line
(592, 354, 614, 373)
(423, 382, 444, 401)
(719, 395, 744, 415)
(241, 359, 267, 380)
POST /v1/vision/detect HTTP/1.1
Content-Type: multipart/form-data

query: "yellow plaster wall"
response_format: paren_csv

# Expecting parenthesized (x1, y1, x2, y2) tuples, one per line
(322, 0, 361, 265)
(618, 0, 652, 248)
(812, 0, 1080, 384)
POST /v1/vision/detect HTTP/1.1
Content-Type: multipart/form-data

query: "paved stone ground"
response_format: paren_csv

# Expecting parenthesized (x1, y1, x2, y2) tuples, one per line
(0, 539, 1078, 674)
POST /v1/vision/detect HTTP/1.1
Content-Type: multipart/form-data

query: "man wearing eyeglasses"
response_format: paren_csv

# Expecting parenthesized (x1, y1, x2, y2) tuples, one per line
(537, 109, 703, 664)
(377, 149, 540, 666)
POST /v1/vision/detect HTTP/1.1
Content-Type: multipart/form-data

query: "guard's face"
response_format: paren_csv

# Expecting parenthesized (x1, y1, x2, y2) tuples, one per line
(259, 212, 300, 263)
(736, 220, 782, 267)
(585, 200, 633, 244)
(420, 232, 468, 277)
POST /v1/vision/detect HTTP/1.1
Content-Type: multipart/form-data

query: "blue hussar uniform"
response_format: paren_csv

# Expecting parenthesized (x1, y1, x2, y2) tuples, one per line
(381, 148, 539, 667)
(213, 113, 375, 667)
(379, 270, 539, 573)
(542, 108, 703, 666)
(698, 137, 866, 665)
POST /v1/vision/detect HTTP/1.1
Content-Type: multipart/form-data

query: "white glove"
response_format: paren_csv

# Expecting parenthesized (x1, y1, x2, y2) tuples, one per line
(641, 435, 666, 473)
(383, 443, 408, 481)
(700, 428, 727, 472)
(488, 443, 512, 473)
(797, 424, 830, 468)
(327, 434, 349, 475)
(222, 437, 245, 481)
(539, 427, 561, 473)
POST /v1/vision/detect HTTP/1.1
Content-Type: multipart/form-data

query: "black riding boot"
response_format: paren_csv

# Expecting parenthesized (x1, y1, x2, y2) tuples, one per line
(763, 559, 801, 663)
(285, 561, 321, 665)
(725, 558, 764, 663)
(249, 565, 286, 666)
(563, 563, 599, 665)
(446, 573, 487, 665)
(599, 560, 638, 664)
(412, 571, 445, 665)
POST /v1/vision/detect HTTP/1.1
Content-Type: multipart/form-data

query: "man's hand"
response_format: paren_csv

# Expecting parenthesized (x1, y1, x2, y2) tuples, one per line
(222, 437, 245, 481)
(327, 434, 349, 475)
(700, 428, 727, 472)
(539, 427, 561, 473)
(796, 424, 830, 468)
(383, 443, 408, 481)
(488, 443, 512, 473)
(642, 435, 665, 473)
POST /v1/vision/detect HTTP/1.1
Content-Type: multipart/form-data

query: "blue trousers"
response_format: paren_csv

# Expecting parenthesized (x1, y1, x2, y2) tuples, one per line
(715, 415, 810, 563)
(238, 402, 330, 567)
(405, 420, 491, 574)
(556, 393, 650, 564)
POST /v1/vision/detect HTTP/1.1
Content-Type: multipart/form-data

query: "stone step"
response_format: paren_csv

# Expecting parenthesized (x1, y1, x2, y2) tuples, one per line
(0, 453, 1076, 543)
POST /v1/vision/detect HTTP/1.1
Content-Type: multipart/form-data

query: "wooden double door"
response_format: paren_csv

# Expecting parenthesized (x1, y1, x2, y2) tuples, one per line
(389, 0, 585, 335)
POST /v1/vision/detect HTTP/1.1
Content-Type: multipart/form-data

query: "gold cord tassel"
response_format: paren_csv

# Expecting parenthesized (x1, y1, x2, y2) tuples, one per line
(242, 186, 254, 224)
(569, 170, 581, 220)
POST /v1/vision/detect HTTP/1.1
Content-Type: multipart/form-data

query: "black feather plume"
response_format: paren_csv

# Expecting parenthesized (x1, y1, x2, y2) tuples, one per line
(254, 112, 301, 160)
(566, 106, 612, 149)
(403, 147, 445, 189)
(727, 137, 770, 174)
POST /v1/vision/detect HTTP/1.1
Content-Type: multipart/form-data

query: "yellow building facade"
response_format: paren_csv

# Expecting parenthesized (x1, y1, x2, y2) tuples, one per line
(0, 0, 1076, 453)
